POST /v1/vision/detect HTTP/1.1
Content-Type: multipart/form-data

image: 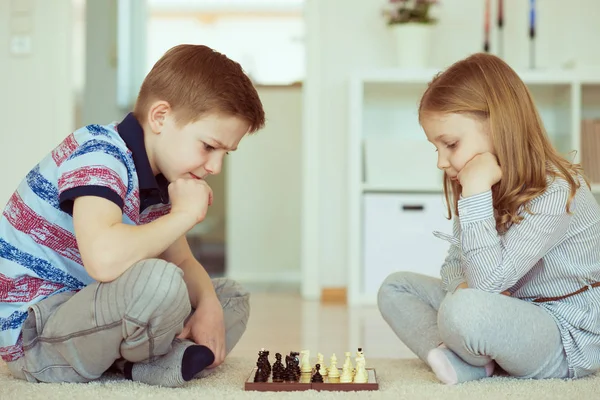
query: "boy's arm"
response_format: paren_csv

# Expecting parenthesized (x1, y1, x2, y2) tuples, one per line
(73, 177, 212, 283)
(73, 196, 195, 282)
(160, 235, 226, 367)
(158, 234, 217, 308)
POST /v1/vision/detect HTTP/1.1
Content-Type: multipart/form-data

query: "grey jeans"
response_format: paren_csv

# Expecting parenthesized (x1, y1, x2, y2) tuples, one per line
(6, 258, 250, 383)
(378, 271, 570, 379)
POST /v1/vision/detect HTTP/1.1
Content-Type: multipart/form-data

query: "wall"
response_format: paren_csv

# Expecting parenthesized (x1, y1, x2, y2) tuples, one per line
(81, 0, 123, 126)
(304, 0, 600, 290)
(227, 86, 302, 284)
(0, 0, 74, 207)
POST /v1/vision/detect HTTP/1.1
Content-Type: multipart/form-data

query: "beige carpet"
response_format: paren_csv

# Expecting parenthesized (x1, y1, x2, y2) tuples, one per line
(0, 358, 597, 399)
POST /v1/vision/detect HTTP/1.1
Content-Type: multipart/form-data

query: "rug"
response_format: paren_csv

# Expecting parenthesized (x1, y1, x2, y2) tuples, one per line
(0, 357, 597, 399)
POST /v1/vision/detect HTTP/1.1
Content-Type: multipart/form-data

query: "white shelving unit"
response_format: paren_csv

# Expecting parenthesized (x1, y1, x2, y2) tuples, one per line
(348, 68, 600, 305)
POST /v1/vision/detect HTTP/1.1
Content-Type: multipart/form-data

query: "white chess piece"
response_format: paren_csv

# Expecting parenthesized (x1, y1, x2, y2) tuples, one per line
(328, 353, 340, 378)
(317, 352, 327, 376)
(353, 357, 368, 383)
(343, 351, 353, 371)
(300, 350, 312, 373)
(340, 360, 353, 383)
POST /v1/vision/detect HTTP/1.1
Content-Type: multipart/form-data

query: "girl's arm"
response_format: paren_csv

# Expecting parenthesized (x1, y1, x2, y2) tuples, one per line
(458, 184, 572, 293)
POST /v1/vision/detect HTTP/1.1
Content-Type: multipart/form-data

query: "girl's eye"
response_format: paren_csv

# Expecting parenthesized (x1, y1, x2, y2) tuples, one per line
(446, 142, 457, 149)
(203, 143, 215, 151)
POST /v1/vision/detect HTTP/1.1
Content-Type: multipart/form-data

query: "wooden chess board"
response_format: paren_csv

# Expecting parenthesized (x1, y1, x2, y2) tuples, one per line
(244, 368, 379, 392)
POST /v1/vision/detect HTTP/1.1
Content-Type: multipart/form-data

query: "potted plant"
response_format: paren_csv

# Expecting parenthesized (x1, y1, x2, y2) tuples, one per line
(383, 0, 439, 68)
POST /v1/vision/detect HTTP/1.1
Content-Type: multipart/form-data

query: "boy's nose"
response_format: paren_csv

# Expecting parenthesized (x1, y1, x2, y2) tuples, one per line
(205, 160, 222, 175)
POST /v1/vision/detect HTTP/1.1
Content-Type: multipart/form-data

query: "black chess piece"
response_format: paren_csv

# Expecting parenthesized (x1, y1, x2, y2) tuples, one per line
(311, 364, 324, 383)
(254, 361, 265, 382)
(272, 353, 284, 382)
(263, 350, 271, 374)
(290, 352, 301, 379)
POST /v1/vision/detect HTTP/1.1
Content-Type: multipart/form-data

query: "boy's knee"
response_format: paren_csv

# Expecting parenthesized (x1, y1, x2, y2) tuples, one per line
(128, 259, 190, 313)
(213, 277, 250, 298)
(214, 278, 250, 323)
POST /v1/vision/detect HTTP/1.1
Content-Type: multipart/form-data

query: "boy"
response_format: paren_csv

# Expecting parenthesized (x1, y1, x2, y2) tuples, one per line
(0, 44, 265, 387)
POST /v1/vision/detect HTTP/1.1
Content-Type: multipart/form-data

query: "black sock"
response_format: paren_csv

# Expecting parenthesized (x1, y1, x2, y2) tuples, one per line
(181, 345, 215, 381)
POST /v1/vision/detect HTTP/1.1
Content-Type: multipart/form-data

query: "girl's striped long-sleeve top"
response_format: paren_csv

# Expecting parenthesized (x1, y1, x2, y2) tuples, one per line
(434, 175, 600, 379)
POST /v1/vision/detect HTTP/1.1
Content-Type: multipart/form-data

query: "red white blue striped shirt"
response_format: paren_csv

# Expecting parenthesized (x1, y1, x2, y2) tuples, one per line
(0, 113, 171, 362)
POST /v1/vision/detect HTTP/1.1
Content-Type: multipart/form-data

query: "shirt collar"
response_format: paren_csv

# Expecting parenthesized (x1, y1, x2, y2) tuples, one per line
(117, 113, 169, 207)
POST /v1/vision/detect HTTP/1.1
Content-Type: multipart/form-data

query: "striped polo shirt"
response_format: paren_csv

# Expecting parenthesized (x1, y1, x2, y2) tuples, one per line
(434, 175, 600, 378)
(0, 113, 171, 362)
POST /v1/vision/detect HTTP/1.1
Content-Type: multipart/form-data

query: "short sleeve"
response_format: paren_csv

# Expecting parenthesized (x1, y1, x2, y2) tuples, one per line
(57, 140, 130, 214)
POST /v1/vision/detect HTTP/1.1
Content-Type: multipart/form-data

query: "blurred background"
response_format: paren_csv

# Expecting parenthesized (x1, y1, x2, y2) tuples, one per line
(2, 0, 600, 358)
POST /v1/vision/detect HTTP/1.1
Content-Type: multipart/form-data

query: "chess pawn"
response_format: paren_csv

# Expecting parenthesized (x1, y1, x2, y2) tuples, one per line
(317, 353, 327, 376)
(353, 357, 368, 383)
(300, 350, 312, 373)
(328, 353, 340, 378)
(344, 351, 353, 371)
(340, 363, 353, 383)
(311, 364, 324, 383)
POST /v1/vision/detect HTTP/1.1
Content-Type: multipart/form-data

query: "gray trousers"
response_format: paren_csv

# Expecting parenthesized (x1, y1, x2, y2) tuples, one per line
(378, 272, 570, 379)
(6, 259, 250, 383)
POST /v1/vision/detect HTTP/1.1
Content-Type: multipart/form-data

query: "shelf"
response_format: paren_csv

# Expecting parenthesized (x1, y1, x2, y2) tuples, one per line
(352, 68, 600, 86)
(362, 183, 442, 193)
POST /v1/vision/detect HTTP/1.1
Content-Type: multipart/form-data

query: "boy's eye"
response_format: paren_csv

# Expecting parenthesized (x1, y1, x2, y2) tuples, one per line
(446, 142, 457, 149)
(203, 143, 215, 151)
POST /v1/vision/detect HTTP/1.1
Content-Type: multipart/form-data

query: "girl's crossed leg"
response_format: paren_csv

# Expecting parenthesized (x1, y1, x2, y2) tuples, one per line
(378, 271, 569, 384)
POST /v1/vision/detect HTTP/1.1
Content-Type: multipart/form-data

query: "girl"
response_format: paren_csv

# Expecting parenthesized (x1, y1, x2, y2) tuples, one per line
(378, 53, 600, 385)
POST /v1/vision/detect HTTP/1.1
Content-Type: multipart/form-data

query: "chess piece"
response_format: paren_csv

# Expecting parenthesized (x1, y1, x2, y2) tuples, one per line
(272, 353, 284, 382)
(311, 364, 324, 383)
(340, 362, 353, 383)
(317, 353, 327, 376)
(254, 361, 268, 382)
(356, 348, 365, 367)
(343, 351, 353, 371)
(290, 352, 301, 378)
(258, 349, 271, 375)
(300, 350, 312, 373)
(328, 353, 340, 378)
(353, 357, 368, 383)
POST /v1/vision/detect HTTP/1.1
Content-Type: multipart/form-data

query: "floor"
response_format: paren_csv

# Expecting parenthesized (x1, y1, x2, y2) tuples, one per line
(229, 291, 416, 361)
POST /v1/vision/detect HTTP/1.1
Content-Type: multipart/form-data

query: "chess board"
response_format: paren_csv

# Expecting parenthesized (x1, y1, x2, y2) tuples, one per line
(244, 368, 379, 392)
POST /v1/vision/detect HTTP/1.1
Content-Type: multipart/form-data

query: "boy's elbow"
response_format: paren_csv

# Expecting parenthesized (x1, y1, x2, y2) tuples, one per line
(82, 250, 125, 283)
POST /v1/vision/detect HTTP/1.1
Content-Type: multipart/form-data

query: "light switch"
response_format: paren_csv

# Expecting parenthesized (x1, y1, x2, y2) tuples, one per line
(10, 35, 32, 56)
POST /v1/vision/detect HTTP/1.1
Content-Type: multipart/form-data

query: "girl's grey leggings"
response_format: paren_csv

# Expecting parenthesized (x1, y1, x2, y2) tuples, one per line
(377, 271, 570, 379)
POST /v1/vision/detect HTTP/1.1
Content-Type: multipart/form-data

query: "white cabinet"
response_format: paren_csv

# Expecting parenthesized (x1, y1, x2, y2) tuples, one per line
(362, 193, 452, 296)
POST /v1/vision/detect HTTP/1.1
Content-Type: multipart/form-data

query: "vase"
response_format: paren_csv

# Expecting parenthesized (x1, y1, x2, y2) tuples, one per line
(390, 23, 433, 68)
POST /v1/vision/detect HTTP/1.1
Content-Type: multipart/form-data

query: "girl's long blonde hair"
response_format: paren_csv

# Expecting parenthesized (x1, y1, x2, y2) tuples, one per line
(419, 53, 587, 233)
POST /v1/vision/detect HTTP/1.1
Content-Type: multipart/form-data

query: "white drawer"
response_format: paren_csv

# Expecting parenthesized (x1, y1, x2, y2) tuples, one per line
(362, 193, 453, 296)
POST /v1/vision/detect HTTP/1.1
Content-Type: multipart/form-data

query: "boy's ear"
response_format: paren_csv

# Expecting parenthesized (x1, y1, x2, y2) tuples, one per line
(147, 101, 171, 134)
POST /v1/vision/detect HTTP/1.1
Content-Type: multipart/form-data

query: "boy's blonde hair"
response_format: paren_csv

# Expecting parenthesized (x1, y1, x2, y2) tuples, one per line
(418, 53, 587, 233)
(134, 44, 265, 132)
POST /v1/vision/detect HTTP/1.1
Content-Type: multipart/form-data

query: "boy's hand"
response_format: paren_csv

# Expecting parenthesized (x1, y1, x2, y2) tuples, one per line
(177, 296, 226, 368)
(169, 178, 213, 224)
(458, 152, 502, 197)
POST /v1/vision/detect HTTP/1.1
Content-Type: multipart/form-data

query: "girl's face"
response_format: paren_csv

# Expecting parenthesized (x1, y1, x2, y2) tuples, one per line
(421, 112, 495, 181)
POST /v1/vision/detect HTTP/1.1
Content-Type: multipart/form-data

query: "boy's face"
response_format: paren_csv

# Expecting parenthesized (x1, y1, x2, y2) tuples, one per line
(150, 110, 250, 182)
